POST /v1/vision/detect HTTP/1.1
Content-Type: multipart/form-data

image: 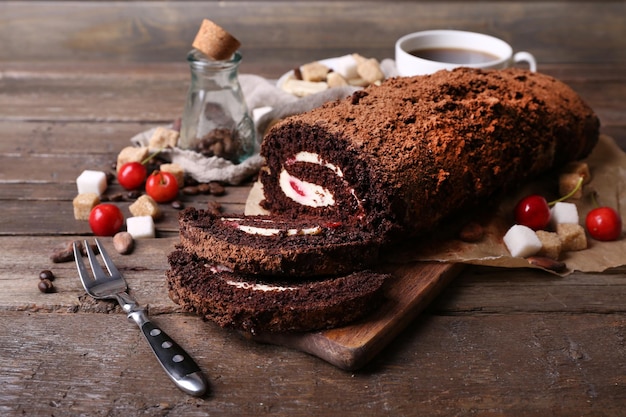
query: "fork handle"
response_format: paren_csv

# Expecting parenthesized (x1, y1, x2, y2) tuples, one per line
(117, 294, 208, 396)
(139, 320, 208, 397)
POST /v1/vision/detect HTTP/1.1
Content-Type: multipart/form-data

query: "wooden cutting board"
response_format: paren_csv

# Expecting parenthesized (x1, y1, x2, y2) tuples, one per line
(247, 261, 463, 371)
(244, 182, 463, 370)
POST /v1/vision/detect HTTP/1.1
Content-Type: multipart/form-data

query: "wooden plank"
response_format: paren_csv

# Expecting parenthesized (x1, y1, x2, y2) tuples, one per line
(1, 65, 624, 135)
(1, 2, 624, 68)
(1, 309, 624, 416)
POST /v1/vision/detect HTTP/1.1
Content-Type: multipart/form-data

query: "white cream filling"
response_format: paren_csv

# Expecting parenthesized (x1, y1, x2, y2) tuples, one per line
(225, 280, 297, 292)
(221, 217, 323, 236)
(205, 263, 296, 292)
(207, 264, 234, 274)
(279, 169, 336, 207)
(293, 151, 344, 177)
(237, 225, 282, 236)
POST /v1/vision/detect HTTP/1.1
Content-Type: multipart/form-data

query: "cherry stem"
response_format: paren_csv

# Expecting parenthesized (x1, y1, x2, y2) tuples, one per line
(548, 176, 584, 207)
(140, 148, 164, 165)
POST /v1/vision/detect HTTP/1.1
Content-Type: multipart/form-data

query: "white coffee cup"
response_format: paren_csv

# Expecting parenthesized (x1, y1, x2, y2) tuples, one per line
(395, 30, 537, 76)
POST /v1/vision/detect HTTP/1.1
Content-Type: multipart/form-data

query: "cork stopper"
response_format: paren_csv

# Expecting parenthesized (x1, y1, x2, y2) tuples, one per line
(192, 19, 241, 61)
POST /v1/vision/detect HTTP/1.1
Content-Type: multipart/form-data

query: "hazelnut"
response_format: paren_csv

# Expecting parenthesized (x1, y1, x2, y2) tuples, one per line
(113, 232, 135, 255)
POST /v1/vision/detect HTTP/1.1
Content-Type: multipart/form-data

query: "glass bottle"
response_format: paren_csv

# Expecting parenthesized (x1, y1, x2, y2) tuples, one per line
(179, 49, 256, 163)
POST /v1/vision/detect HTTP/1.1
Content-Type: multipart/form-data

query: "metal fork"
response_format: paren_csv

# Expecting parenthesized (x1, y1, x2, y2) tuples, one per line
(73, 238, 208, 397)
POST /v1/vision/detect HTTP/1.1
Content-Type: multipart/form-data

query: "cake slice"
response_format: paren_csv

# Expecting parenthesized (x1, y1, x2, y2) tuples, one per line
(166, 249, 389, 333)
(177, 207, 381, 277)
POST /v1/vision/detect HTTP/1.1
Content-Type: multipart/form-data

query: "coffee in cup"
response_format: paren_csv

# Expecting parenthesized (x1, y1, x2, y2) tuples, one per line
(395, 30, 537, 76)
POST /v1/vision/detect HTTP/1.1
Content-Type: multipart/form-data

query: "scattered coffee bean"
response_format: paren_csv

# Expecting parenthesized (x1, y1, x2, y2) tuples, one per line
(38, 279, 54, 293)
(39, 270, 55, 281)
(113, 232, 134, 255)
(126, 190, 141, 200)
(183, 186, 199, 196)
(109, 193, 125, 202)
(50, 248, 73, 263)
(171, 200, 185, 210)
(99, 194, 110, 202)
(50, 241, 99, 263)
(197, 183, 211, 194)
(208, 182, 226, 196)
(106, 171, 116, 185)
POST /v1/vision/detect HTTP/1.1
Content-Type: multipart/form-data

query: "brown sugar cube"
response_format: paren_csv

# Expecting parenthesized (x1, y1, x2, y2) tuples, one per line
(117, 146, 149, 173)
(149, 127, 179, 150)
(159, 163, 185, 188)
(299, 62, 330, 82)
(73, 193, 100, 220)
(192, 19, 241, 61)
(535, 230, 563, 260)
(556, 223, 588, 251)
(356, 58, 385, 84)
(326, 72, 349, 88)
(562, 161, 591, 184)
(129, 194, 161, 219)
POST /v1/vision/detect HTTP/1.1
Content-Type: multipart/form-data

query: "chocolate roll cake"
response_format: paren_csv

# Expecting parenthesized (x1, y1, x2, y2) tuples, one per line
(168, 67, 599, 334)
(167, 249, 389, 333)
(260, 68, 599, 241)
(177, 207, 381, 277)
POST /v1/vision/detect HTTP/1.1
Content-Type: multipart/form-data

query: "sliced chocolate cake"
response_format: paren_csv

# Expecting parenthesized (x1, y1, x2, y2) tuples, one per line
(167, 68, 600, 334)
(167, 249, 389, 333)
(260, 67, 599, 241)
(177, 207, 381, 277)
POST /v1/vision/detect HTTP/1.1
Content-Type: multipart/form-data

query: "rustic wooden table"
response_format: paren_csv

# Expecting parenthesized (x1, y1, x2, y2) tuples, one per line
(1, 1, 625, 416)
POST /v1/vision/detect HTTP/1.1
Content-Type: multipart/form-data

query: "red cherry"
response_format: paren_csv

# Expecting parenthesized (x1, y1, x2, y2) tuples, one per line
(585, 207, 622, 241)
(89, 204, 124, 236)
(145, 171, 179, 203)
(117, 162, 147, 190)
(514, 194, 551, 230)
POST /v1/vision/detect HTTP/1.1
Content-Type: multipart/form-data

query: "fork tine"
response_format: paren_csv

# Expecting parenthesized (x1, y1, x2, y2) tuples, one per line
(73, 241, 91, 284)
(84, 239, 108, 280)
(93, 238, 122, 278)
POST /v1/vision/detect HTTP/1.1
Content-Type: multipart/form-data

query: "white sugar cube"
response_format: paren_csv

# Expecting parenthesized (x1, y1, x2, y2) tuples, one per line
(76, 170, 107, 195)
(550, 202, 579, 226)
(126, 216, 155, 239)
(503, 224, 542, 258)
